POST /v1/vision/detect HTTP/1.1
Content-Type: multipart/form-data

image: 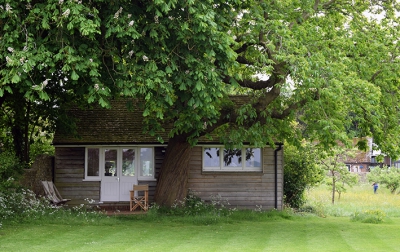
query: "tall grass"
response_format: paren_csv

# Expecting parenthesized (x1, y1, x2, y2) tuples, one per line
(305, 182, 400, 217)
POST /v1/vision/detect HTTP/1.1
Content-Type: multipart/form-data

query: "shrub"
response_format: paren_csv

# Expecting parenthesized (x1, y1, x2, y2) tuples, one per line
(148, 191, 237, 224)
(284, 142, 324, 208)
(0, 190, 107, 228)
(0, 151, 24, 191)
(0, 188, 56, 224)
(351, 209, 386, 224)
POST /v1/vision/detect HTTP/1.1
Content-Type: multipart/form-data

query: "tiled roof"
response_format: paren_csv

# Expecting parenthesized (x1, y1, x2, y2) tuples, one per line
(53, 96, 252, 145)
(53, 99, 167, 145)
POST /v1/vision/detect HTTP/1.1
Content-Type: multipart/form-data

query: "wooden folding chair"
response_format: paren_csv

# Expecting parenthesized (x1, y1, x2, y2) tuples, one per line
(130, 184, 149, 211)
(41, 181, 71, 206)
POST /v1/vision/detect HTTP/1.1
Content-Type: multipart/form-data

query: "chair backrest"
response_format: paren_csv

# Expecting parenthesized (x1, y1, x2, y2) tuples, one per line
(41, 181, 62, 204)
(133, 184, 148, 191)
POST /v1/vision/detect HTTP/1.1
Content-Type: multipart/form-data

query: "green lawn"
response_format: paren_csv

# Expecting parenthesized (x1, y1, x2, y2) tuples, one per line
(1, 216, 400, 251)
(1, 184, 400, 252)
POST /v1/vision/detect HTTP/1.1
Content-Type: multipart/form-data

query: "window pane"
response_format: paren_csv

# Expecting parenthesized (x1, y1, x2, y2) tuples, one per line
(245, 148, 261, 167)
(140, 148, 153, 177)
(203, 148, 220, 167)
(223, 149, 242, 167)
(122, 149, 135, 176)
(104, 149, 118, 176)
(87, 148, 99, 176)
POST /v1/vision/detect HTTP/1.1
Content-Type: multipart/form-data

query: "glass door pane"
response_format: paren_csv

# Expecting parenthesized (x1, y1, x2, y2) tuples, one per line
(104, 149, 118, 176)
(122, 148, 135, 176)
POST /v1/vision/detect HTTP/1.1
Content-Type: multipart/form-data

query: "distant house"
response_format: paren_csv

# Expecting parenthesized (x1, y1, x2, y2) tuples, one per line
(52, 98, 283, 210)
(344, 138, 390, 172)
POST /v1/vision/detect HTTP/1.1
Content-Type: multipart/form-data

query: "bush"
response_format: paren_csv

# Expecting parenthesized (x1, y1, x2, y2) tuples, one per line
(0, 188, 55, 225)
(284, 142, 324, 208)
(153, 191, 235, 217)
(0, 189, 107, 228)
(351, 209, 386, 224)
(147, 191, 238, 224)
(0, 151, 24, 191)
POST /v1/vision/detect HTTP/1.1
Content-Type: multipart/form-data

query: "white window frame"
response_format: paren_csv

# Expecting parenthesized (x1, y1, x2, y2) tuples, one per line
(202, 146, 262, 172)
(84, 147, 101, 181)
(84, 146, 155, 181)
(137, 147, 155, 181)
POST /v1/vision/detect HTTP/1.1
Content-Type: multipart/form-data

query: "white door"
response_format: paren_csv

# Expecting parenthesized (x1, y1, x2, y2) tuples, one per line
(101, 148, 137, 202)
(119, 148, 137, 201)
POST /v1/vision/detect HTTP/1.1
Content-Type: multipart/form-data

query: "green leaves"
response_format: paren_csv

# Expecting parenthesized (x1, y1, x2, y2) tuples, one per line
(0, 0, 399, 156)
(71, 71, 79, 81)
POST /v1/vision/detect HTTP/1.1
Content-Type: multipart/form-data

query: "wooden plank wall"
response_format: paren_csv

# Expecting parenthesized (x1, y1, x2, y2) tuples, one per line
(145, 146, 165, 202)
(187, 146, 283, 210)
(54, 146, 165, 205)
(54, 147, 100, 205)
(54, 145, 283, 209)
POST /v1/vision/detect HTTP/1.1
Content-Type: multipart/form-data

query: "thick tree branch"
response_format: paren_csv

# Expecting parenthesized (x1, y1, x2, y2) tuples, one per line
(271, 99, 309, 119)
(370, 70, 383, 83)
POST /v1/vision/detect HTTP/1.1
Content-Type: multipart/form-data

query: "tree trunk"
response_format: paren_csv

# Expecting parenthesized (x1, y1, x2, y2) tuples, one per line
(12, 124, 24, 163)
(154, 134, 192, 206)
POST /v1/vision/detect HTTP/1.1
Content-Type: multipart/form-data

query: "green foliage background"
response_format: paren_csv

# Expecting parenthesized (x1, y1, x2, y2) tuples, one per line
(284, 142, 324, 208)
(368, 166, 400, 194)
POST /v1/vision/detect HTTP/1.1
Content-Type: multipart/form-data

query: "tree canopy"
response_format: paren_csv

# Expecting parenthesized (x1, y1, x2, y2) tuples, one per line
(1, 0, 400, 204)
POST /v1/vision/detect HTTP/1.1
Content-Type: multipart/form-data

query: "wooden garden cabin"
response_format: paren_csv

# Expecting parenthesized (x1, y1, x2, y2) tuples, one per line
(52, 98, 284, 210)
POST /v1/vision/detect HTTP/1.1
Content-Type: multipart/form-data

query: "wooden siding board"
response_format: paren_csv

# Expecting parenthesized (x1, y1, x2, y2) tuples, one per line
(54, 147, 97, 202)
(54, 143, 283, 209)
(187, 146, 283, 209)
(53, 146, 164, 205)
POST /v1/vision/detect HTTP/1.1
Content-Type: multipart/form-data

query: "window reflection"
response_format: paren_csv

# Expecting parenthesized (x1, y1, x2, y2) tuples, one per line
(122, 149, 135, 176)
(104, 149, 118, 176)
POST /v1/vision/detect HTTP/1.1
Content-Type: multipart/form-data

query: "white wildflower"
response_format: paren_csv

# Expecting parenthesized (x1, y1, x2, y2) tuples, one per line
(185, 70, 190, 74)
(142, 55, 149, 61)
(26, 3, 32, 9)
(59, 0, 64, 4)
(114, 7, 123, 19)
(0, 5, 3, 10)
(23, 46, 28, 51)
(20, 57, 25, 63)
(128, 50, 134, 57)
(127, 14, 132, 18)
(168, 16, 174, 20)
(89, 58, 93, 63)
(62, 9, 70, 17)
(5, 3, 12, 12)
(128, 20, 134, 26)
(42, 79, 50, 87)
(94, 84, 99, 91)
(7, 47, 14, 53)
(6, 56, 11, 64)
(154, 16, 159, 23)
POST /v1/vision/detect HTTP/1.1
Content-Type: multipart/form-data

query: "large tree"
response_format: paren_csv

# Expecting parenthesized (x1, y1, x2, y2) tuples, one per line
(1, 0, 399, 206)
